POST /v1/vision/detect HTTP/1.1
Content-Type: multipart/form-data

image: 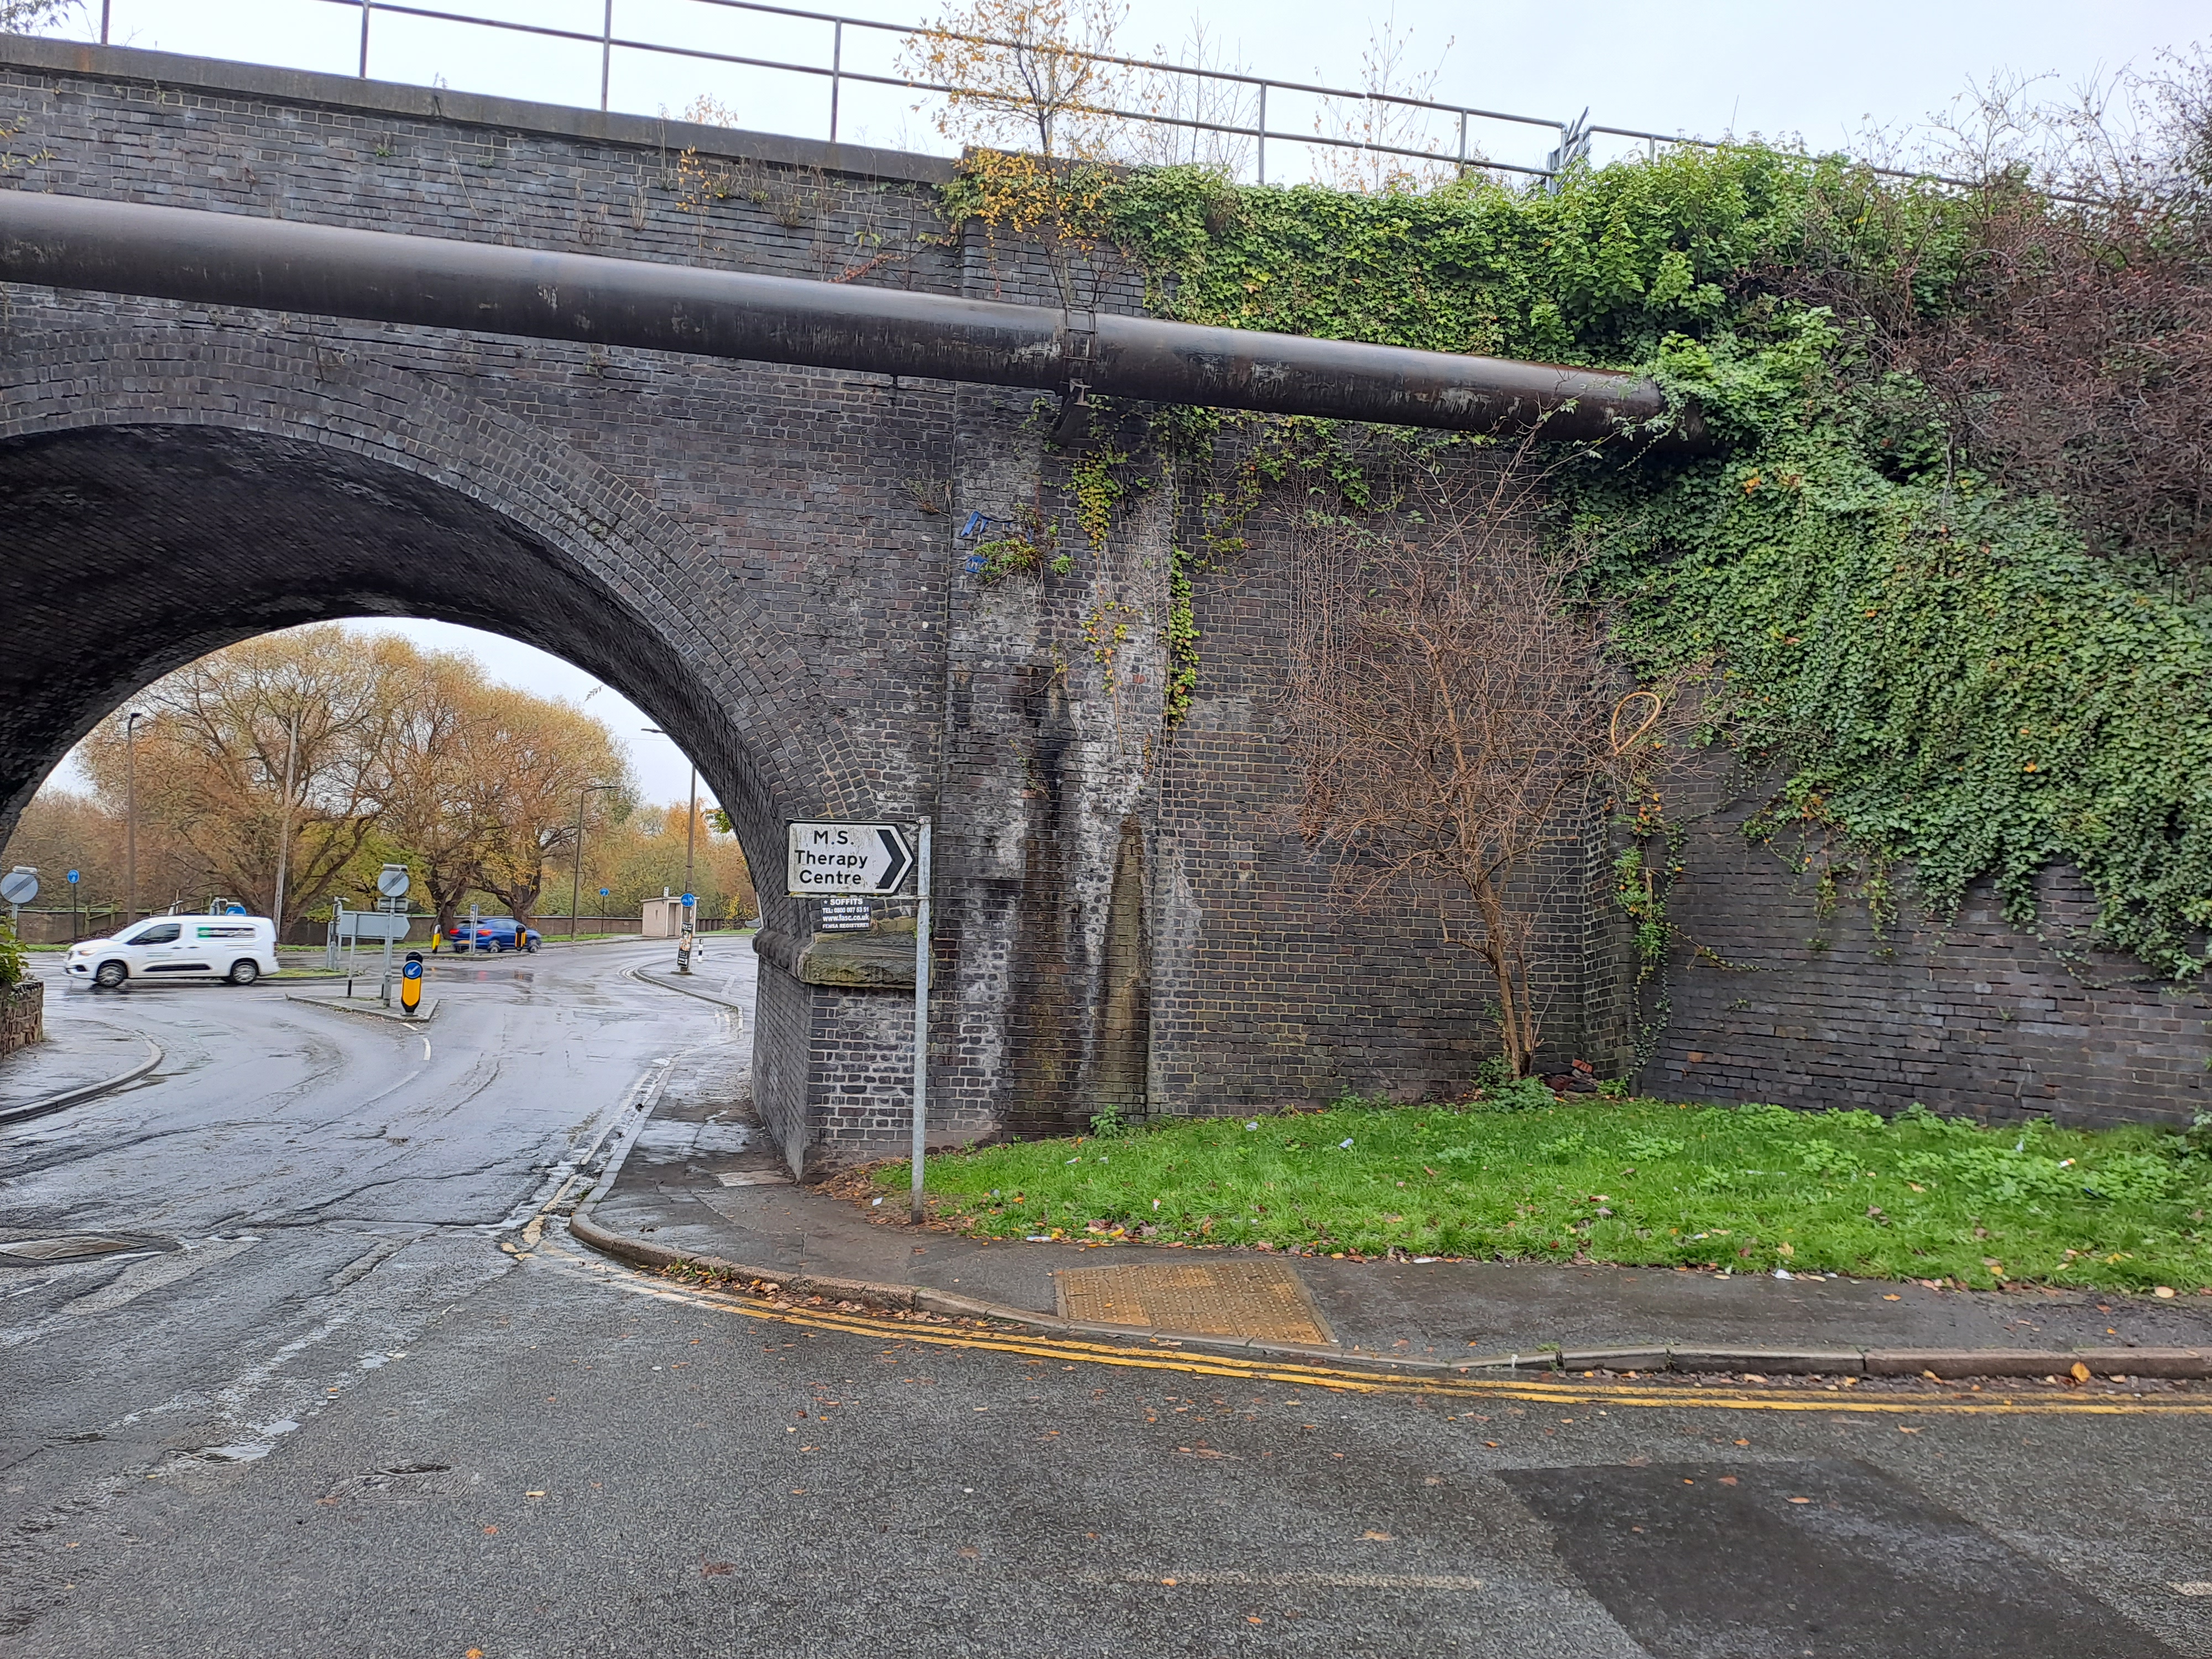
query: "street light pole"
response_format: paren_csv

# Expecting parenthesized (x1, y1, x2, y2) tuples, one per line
(570, 781, 614, 942)
(270, 705, 302, 938)
(123, 709, 147, 926)
(643, 727, 700, 958)
(684, 762, 697, 904)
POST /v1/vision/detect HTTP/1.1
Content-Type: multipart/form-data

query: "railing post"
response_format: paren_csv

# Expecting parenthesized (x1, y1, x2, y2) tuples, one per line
(600, 0, 613, 112)
(358, 0, 370, 78)
(1458, 109, 1467, 176)
(829, 19, 842, 143)
(99, 0, 109, 45)
(1256, 82, 1267, 185)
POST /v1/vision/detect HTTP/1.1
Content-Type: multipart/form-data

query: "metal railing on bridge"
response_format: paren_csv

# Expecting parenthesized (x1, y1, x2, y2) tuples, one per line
(69, 0, 1987, 193)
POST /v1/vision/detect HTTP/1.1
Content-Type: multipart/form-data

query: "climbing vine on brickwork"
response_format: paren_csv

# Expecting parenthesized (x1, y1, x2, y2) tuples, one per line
(965, 499, 1065, 583)
(1163, 549, 1199, 728)
(1067, 443, 1131, 549)
(938, 136, 2212, 975)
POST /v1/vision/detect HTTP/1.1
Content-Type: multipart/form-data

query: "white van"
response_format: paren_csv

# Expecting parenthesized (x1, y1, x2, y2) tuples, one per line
(67, 914, 280, 989)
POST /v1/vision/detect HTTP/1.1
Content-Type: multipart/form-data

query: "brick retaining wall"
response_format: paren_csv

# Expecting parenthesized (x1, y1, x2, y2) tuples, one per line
(1, 979, 44, 1061)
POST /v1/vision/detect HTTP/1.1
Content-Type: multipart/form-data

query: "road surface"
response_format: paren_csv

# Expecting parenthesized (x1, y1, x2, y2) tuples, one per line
(3, 942, 2206, 1657)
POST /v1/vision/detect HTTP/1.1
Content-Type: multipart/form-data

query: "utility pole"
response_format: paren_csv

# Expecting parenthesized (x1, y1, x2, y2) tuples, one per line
(270, 705, 302, 938)
(643, 727, 700, 963)
(570, 781, 615, 941)
(123, 709, 147, 926)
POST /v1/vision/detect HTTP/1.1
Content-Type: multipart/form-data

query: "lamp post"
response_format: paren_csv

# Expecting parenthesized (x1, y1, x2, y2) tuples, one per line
(123, 709, 148, 926)
(270, 705, 303, 940)
(570, 781, 616, 942)
(640, 727, 698, 912)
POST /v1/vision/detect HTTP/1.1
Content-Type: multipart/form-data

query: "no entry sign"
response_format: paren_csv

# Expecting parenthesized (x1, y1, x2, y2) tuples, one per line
(784, 822, 916, 897)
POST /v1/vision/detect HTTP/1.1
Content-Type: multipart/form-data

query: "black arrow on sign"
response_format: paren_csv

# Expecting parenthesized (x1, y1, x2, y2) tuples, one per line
(875, 826, 914, 894)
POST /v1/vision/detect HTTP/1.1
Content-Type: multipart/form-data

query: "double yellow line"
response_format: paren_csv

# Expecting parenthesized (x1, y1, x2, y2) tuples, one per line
(521, 1230, 2208, 1417)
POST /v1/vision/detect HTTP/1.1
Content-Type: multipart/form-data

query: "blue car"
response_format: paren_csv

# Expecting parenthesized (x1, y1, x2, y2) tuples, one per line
(445, 917, 540, 953)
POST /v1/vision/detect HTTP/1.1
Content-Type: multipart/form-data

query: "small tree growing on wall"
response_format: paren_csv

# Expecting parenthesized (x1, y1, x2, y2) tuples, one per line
(901, 0, 1131, 160)
(1284, 448, 1664, 1078)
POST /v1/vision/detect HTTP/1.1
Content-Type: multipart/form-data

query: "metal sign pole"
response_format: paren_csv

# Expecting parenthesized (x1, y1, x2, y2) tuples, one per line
(909, 817, 932, 1225)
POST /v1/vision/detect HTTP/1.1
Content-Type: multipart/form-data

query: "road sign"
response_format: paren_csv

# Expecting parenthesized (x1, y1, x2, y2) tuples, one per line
(66, 869, 80, 885)
(598, 887, 609, 897)
(681, 893, 695, 907)
(335, 910, 411, 942)
(400, 953, 424, 1014)
(226, 904, 247, 915)
(1, 867, 37, 905)
(375, 863, 411, 900)
(785, 822, 915, 896)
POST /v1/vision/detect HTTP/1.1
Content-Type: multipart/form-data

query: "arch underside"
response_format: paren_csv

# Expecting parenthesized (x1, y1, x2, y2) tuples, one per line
(0, 422, 775, 859)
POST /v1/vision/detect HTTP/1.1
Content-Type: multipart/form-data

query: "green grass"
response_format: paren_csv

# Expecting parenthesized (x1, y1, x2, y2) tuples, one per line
(890, 1097, 2212, 1292)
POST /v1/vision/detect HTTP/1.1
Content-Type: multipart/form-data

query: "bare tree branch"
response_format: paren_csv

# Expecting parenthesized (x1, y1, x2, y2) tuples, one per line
(1283, 441, 1667, 1077)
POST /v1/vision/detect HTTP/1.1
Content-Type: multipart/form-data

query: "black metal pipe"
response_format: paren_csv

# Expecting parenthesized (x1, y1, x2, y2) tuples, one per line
(0, 192, 1700, 447)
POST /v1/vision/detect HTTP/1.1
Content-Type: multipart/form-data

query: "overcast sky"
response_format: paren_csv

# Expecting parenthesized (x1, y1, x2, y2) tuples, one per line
(32, 0, 2207, 804)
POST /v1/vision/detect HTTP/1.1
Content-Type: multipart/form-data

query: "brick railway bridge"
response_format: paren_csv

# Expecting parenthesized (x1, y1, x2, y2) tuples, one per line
(1, 38, 2200, 1160)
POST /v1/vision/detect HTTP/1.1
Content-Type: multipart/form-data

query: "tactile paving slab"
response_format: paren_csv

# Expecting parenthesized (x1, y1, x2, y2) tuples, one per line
(1055, 1258, 1335, 1345)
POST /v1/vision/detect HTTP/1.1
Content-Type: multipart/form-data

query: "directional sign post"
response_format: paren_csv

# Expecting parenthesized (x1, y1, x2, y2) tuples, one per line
(2, 865, 35, 935)
(909, 819, 932, 1224)
(785, 821, 930, 1220)
(374, 865, 409, 1005)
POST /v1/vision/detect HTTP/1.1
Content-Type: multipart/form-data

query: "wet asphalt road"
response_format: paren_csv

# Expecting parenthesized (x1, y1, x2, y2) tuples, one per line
(4, 943, 2211, 1657)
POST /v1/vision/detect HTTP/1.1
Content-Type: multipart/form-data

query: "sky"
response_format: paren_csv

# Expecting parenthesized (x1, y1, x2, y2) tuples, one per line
(64, 0, 2207, 171)
(27, 0, 2207, 804)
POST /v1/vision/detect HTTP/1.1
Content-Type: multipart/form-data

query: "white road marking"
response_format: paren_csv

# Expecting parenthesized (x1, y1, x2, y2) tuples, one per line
(66, 1236, 259, 1316)
(1, 1237, 263, 1347)
(1082, 1571, 1486, 1591)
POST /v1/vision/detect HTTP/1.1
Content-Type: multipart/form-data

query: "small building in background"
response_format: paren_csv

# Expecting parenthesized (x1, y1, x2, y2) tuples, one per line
(641, 891, 687, 938)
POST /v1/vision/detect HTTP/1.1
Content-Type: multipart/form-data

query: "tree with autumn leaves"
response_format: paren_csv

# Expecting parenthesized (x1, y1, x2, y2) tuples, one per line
(9, 625, 750, 936)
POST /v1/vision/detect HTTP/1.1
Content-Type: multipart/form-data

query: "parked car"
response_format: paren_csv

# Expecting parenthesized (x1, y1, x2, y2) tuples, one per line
(445, 917, 540, 953)
(67, 914, 279, 989)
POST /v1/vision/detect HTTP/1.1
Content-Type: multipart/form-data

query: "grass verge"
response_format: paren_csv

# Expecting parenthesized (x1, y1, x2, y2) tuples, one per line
(887, 1098, 2212, 1292)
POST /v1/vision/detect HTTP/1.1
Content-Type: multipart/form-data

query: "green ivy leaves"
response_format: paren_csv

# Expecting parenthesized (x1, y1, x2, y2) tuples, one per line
(1090, 145, 2212, 973)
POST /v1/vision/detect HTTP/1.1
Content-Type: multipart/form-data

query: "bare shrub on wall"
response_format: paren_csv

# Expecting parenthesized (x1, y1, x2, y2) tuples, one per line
(1284, 448, 1658, 1078)
(1792, 51, 2212, 582)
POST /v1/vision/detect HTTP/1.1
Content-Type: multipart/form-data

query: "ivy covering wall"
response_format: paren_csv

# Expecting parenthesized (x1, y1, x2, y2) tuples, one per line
(951, 148, 2212, 977)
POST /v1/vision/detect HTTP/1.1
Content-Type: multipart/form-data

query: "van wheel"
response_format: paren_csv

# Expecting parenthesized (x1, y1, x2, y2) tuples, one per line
(228, 959, 261, 986)
(93, 960, 127, 990)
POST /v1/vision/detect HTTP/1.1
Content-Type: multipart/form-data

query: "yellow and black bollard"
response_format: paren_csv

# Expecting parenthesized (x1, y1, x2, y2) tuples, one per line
(400, 950, 424, 1017)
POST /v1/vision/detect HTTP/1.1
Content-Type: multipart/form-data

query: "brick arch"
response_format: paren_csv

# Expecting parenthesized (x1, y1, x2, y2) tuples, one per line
(0, 328, 875, 890)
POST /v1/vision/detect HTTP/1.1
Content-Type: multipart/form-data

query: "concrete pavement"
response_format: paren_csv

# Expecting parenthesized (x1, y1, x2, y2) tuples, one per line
(581, 939, 2212, 1377)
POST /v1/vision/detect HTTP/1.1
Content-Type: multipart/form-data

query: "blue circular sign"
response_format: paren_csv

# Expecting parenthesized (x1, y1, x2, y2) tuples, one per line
(598, 887, 609, 896)
(226, 904, 247, 915)
(681, 893, 696, 906)
(402, 959, 423, 980)
(66, 869, 80, 884)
